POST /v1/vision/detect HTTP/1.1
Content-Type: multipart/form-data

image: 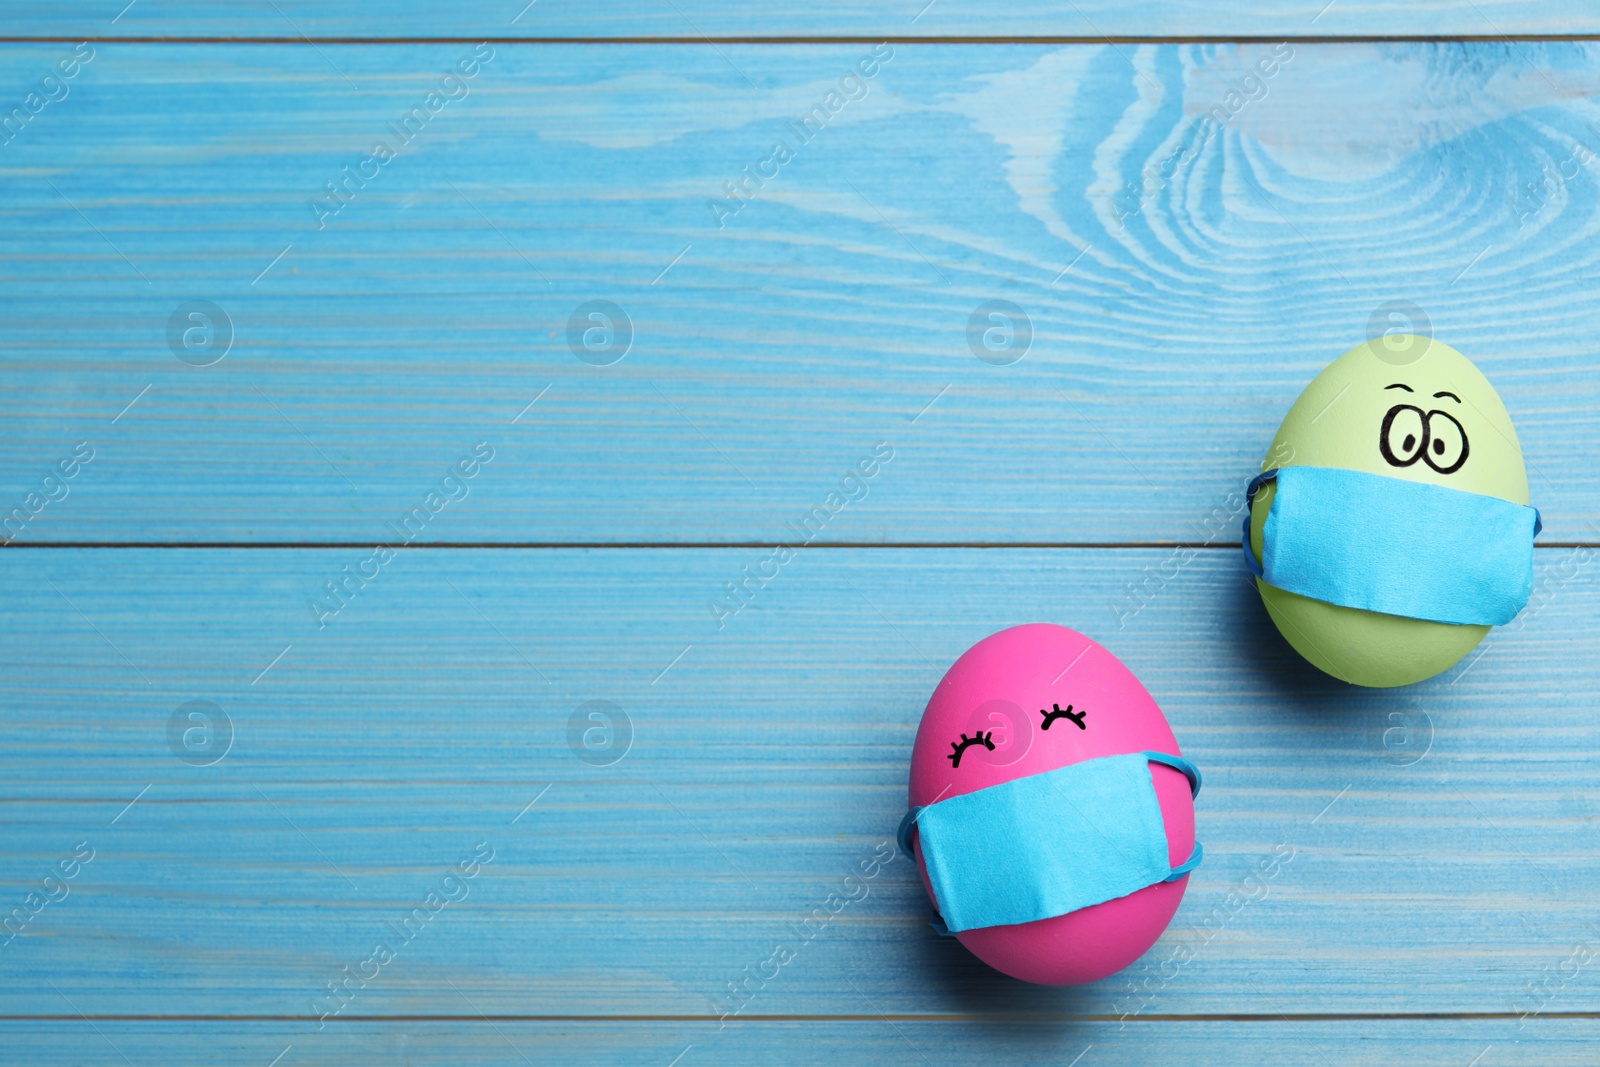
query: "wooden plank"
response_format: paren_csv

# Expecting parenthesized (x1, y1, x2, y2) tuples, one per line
(8, 2, 1600, 40)
(1, 42, 1599, 544)
(0, 1019, 1594, 1067)
(3, 547, 1597, 1017)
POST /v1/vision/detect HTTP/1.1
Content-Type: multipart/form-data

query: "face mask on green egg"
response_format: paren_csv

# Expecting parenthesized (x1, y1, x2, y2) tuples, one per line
(1244, 336, 1540, 688)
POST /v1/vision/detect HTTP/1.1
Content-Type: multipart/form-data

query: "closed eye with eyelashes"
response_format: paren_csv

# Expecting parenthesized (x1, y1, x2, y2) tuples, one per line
(947, 731, 995, 768)
(1039, 703, 1087, 731)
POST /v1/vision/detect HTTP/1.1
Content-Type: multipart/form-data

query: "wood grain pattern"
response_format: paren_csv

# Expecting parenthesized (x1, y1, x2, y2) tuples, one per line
(8, 1, 1600, 40)
(2, 548, 1596, 1022)
(0, 1019, 1595, 1067)
(2, 43, 1599, 543)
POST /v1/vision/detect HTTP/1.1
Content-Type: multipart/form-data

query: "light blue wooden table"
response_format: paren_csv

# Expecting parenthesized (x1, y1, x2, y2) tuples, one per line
(3, 5, 1599, 1063)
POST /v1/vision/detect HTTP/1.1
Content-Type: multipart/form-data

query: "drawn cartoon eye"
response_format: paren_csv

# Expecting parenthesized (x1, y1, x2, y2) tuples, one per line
(1038, 703, 1087, 731)
(947, 731, 995, 768)
(1423, 409, 1469, 474)
(1379, 404, 1427, 468)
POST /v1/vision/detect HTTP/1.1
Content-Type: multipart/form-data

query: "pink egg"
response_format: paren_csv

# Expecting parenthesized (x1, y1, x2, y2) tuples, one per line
(904, 623, 1197, 985)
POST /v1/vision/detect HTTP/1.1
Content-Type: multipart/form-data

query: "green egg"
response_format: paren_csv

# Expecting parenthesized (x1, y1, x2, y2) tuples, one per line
(1248, 336, 1529, 687)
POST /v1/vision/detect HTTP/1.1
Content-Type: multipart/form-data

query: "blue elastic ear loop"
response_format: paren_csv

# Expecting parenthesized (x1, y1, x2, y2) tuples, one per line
(899, 750, 1203, 930)
(1143, 749, 1202, 799)
(1165, 841, 1204, 881)
(896, 805, 923, 859)
(897, 809, 957, 936)
(1144, 750, 1203, 880)
(1241, 469, 1276, 579)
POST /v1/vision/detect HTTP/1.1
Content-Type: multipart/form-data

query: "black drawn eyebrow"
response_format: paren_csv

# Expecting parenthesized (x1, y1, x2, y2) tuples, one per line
(946, 731, 995, 768)
(1433, 390, 1461, 402)
(1385, 383, 1414, 392)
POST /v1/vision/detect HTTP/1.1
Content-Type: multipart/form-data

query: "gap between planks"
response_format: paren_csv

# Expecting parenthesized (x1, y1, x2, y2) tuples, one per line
(2, 1012, 1599, 1023)
(3, 542, 1596, 551)
(6, 35, 1600, 44)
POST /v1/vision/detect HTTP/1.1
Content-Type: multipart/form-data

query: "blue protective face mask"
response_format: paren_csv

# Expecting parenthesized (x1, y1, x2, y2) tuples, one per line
(897, 752, 1202, 934)
(1244, 466, 1541, 627)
